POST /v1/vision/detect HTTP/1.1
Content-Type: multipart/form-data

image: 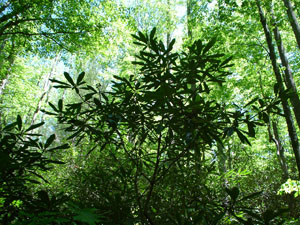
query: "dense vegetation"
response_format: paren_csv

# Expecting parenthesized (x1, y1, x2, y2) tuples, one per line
(1, 0, 300, 224)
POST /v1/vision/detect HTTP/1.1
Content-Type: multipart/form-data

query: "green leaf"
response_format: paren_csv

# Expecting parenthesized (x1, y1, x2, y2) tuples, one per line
(25, 179, 40, 184)
(203, 37, 216, 54)
(239, 191, 262, 201)
(150, 27, 156, 41)
(262, 209, 275, 222)
(64, 72, 75, 86)
(258, 99, 264, 107)
(4, 122, 17, 131)
(236, 129, 251, 145)
(77, 72, 85, 85)
(93, 98, 101, 107)
(58, 99, 63, 112)
(17, 115, 22, 130)
(247, 122, 255, 137)
(167, 38, 175, 51)
(45, 134, 55, 149)
(45, 160, 65, 164)
(245, 97, 259, 107)
(49, 78, 69, 85)
(49, 102, 58, 112)
(225, 186, 239, 201)
(25, 122, 45, 132)
(220, 56, 233, 67)
(47, 144, 70, 152)
(84, 93, 95, 101)
(38, 190, 50, 203)
(262, 112, 269, 123)
(225, 127, 234, 137)
(138, 31, 147, 43)
(53, 85, 71, 89)
(273, 83, 279, 95)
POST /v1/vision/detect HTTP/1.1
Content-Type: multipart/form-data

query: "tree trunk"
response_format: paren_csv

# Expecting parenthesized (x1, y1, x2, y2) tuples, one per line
(0, 42, 15, 129)
(166, 0, 171, 52)
(187, 0, 193, 40)
(30, 53, 60, 125)
(282, 0, 300, 50)
(256, 0, 300, 179)
(0, 45, 15, 96)
(272, 11, 300, 132)
(269, 120, 289, 179)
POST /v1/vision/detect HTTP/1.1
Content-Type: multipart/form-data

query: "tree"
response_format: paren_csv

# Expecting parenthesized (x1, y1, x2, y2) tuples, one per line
(256, 0, 300, 179)
(44, 28, 287, 224)
(282, 0, 300, 49)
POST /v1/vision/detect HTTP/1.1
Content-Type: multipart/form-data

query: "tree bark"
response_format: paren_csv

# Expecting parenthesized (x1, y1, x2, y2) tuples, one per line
(0, 44, 15, 96)
(270, 120, 289, 179)
(30, 53, 60, 125)
(272, 11, 300, 132)
(0, 40, 14, 129)
(187, 0, 193, 40)
(282, 0, 300, 50)
(256, 0, 300, 179)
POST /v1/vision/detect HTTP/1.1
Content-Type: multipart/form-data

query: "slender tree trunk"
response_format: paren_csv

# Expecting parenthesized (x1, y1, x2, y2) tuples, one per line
(282, 0, 300, 49)
(217, 142, 228, 188)
(187, 0, 193, 40)
(256, 0, 300, 179)
(0, 42, 15, 129)
(0, 47, 15, 96)
(268, 120, 290, 179)
(166, 0, 171, 52)
(272, 11, 300, 132)
(30, 53, 60, 125)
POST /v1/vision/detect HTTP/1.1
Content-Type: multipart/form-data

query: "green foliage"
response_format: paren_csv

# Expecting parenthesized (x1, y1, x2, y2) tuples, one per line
(278, 179, 300, 197)
(0, 116, 69, 224)
(44, 28, 288, 224)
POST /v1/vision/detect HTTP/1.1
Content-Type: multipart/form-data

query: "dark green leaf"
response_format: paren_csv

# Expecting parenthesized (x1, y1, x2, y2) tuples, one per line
(225, 186, 239, 201)
(64, 72, 75, 86)
(167, 38, 175, 51)
(150, 27, 156, 40)
(25, 179, 40, 184)
(25, 122, 45, 132)
(203, 37, 216, 54)
(58, 99, 63, 112)
(247, 122, 255, 137)
(45, 134, 55, 149)
(273, 83, 279, 95)
(49, 102, 58, 112)
(239, 191, 262, 202)
(262, 112, 269, 123)
(53, 85, 71, 89)
(262, 209, 275, 222)
(38, 190, 50, 203)
(49, 78, 69, 85)
(220, 56, 233, 67)
(245, 97, 259, 107)
(84, 93, 94, 101)
(138, 31, 147, 43)
(17, 115, 22, 130)
(258, 99, 264, 107)
(4, 122, 17, 131)
(94, 98, 101, 107)
(45, 160, 65, 164)
(77, 72, 85, 85)
(236, 129, 251, 145)
(47, 144, 70, 152)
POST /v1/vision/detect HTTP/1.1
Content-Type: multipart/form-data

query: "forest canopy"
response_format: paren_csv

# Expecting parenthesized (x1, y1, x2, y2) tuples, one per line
(1, 0, 300, 224)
